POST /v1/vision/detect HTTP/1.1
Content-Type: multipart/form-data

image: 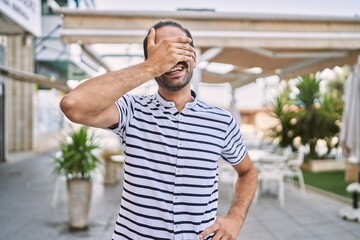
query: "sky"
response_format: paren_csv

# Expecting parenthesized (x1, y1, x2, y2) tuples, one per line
(95, 0, 360, 17)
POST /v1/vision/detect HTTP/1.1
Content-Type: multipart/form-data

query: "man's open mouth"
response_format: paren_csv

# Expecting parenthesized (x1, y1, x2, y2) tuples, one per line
(166, 62, 187, 74)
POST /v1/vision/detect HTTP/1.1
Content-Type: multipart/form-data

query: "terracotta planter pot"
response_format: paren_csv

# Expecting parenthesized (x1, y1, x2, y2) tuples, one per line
(67, 179, 92, 230)
(104, 159, 118, 185)
(301, 159, 345, 172)
(345, 162, 359, 182)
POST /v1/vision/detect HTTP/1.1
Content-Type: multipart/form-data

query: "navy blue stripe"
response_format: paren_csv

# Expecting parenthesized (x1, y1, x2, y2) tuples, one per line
(226, 134, 245, 157)
(116, 218, 174, 240)
(225, 147, 247, 162)
(174, 217, 215, 226)
(127, 143, 218, 164)
(226, 130, 242, 152)
(177, 155, 217, 163)
(134, 98, 173, 114)
(124, 179, 174, 196)
(113, 229, 133, 240)
(182, 164, 217, 171)
(133, 98, 149, 108)
(121, 205, 173, 223)
(180, 129, 224, 141)
(126, 161, 216, 180)
(194, 102, 229, 115)
(122, 95, 130, 108)
(175, 180, 218, 188)
(135, 106, 174, 117)
(180, 146, 220, 157)
(127, 133, 179, 149)
(133, 116, 178, 131)
(123, 186, 173, 204)
(179, 137, 222, 149)
(174, 230, 198, 235)
(125, 170, 175, 186)
(225, 119, 238, 140)
(182, 121, 226, 133)
(227, 142, 246, 158)
(122, 195, 173, 214)
(126, 143, 177, 158)
(126, 161, 175, 177)
(128, 123, 179, 140)
(127, 152, 218, 171)
(174, 198, 217, 207)
(175, 229, 207, 236)
(115, 219, 170, 239)
(181, 174, 215, 179)
(174, 207, 217, 216)
(174, 188, 218, 197)
(181, 112, 228, 125)
(126, 152, 176, 167)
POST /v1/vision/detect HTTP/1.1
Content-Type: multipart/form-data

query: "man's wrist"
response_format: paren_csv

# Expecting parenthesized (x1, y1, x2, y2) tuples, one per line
(227, 206, 246, 224)
(142, 60, 158, 78)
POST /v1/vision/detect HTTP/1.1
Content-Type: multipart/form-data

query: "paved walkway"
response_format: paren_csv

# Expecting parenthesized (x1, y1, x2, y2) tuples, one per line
(1, 151, 360, 240)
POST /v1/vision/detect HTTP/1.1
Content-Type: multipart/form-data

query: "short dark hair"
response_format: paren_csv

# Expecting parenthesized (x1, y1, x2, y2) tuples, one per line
(143, 20, 194, 59)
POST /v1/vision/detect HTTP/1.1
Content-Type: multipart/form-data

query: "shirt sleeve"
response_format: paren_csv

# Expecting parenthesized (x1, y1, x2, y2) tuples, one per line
(221, 114, 247, 165)
(109, 94, 136, 141)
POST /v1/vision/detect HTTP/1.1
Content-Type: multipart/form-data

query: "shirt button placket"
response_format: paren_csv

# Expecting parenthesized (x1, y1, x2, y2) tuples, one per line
(174, 114, 184, 240)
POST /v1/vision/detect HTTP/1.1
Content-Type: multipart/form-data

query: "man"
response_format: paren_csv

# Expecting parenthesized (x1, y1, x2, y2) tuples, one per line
(60, 20, 257, 240)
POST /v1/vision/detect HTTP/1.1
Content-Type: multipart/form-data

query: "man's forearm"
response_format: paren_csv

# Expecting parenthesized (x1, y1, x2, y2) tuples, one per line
(227, 166, 258, 224)
(60, 62, 156, 125)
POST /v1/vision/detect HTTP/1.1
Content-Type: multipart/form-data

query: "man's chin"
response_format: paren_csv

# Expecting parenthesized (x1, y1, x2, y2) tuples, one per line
(155, 80, 188, 92)
(158, 83, 187, 92)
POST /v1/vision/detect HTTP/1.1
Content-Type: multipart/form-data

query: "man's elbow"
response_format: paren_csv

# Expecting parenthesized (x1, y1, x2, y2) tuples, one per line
(60, 95, 83, 124)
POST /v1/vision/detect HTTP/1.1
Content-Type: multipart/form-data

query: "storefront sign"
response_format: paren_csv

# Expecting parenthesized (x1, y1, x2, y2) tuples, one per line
(0, 0, 41, 36)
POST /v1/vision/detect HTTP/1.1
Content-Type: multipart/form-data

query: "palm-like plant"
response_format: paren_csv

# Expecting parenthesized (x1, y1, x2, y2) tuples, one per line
(268, 74, 343, 161)
(294, 75, 341, 159)
(54, 126, 100, 180)
(268, 95, 297, 149)
(295, 76, 326, 158)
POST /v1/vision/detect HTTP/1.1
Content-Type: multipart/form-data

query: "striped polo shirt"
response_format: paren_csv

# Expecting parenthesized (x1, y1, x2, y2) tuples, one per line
(111, 90, 247, 240)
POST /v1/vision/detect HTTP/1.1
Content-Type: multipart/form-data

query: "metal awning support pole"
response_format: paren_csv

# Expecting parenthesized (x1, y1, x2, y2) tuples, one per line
(230, 88, 241, 125)
(0, 65, 71, 93)
(357, 55, 360, 187)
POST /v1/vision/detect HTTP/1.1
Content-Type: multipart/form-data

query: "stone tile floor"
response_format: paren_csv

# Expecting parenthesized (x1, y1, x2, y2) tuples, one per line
(1, 151, 359, 240)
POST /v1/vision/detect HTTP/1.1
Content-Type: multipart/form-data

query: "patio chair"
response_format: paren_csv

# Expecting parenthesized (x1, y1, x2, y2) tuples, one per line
(283, 150, 307, 196)
(254, 162, 285, 206)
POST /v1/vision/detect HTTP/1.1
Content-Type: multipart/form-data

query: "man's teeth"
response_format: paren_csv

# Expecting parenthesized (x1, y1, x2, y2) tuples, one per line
(168, 66, 183, 73)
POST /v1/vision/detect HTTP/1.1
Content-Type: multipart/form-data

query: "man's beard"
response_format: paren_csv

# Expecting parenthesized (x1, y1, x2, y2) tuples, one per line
(155, 63, 193, 92)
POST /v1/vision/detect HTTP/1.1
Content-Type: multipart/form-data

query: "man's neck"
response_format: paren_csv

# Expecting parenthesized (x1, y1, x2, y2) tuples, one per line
(158, 86, 193, 112)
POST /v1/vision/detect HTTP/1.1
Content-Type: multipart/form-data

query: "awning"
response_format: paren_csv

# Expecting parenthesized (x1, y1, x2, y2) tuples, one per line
(55, 9, 360, 87)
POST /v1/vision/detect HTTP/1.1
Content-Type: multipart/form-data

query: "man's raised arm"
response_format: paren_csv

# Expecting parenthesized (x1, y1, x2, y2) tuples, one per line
(60, 28, 195, 128)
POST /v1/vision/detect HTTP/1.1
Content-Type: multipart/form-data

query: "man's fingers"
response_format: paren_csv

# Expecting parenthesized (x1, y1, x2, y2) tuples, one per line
(147, 28, 156, 47)
(164, 36, 192, 44)
(173, 42, 194, 49)
(173, 48, 195, 58)
(172, 43, 196, 60)
(199, 222, 219, 239)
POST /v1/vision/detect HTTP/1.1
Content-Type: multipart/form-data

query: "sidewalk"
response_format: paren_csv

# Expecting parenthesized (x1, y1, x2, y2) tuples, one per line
(1, 151, 360, 240)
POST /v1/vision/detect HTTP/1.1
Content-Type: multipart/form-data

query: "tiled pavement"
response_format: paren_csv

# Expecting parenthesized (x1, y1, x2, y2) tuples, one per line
(1, 151, 359, 240)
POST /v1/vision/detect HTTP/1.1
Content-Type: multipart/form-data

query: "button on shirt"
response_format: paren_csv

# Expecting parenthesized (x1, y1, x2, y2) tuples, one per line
(111, 90, 247, 240)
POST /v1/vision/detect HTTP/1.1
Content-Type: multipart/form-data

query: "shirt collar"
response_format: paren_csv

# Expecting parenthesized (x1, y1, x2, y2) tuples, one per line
(155, 90, 198, 109)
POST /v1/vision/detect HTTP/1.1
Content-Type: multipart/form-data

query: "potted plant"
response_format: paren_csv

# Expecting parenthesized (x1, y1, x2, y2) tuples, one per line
(267, 73, 344, 167)
(53, 126, 100, 230)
